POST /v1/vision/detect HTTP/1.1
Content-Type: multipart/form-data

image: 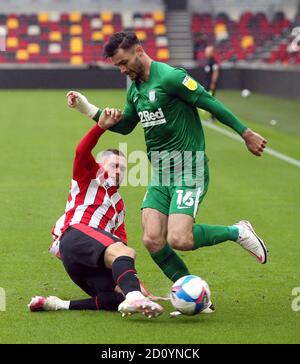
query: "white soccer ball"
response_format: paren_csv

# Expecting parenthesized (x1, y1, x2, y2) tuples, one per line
(241, 89, 251, 98)
(170, 275, 211, 315)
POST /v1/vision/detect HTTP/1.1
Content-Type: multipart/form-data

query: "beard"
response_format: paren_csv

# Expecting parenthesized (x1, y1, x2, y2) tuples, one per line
(129, 58, 144, 82)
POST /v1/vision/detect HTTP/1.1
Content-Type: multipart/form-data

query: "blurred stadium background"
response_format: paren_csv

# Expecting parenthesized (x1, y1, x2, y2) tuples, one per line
(0, 0, 299, 99)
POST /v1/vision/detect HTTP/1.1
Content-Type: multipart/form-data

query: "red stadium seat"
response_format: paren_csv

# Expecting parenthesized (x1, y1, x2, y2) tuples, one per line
(0, 11, 169, 64)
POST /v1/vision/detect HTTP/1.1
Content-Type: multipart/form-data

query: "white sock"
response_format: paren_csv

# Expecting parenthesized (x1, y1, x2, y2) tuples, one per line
(125, 291, 146, 301)
(55, 299, 70, 310)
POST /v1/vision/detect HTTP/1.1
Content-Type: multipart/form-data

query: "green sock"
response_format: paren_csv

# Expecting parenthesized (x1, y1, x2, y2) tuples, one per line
(151, 244, 190, 282)
(192, 224, 239, 250)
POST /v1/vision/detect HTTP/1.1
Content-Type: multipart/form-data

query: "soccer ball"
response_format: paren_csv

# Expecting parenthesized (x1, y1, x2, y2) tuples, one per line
(170, 275, 211, 315)
(241, 89, 251, 98)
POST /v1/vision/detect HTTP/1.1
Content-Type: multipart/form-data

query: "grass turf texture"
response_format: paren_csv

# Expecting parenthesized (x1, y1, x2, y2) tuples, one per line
(0, 90, 299, 344)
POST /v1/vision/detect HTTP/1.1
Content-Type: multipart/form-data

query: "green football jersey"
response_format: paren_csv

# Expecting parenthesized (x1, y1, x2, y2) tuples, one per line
(125, 62, 206, 158)
(109, 61, 247, 182)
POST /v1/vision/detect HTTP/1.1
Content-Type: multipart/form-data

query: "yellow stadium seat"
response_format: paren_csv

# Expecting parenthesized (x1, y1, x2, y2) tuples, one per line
(214, 23, 227, 35)
(136, 31, 147, 42)
(70, 25, 82, 36)
(16, 50, 29, 61)
(70, 55, 83, 65)
(70, 37, 83, 53)
(69, 12, 82, 23)
(157, 48, 170, 60)
(6, 37, 18, 48)
(6, 18, 19, 29)
(27, 43, 40, 54)
(154, 24, 166, 35)
(101, 12, 113, 22)
(241, 35, 254, 49)
(92, 32, 104, 41)
(38, 12, 49, 23)
(49, 32, 62, 42)
(153, 11, 165, 22)
(102, 24, 114, 36)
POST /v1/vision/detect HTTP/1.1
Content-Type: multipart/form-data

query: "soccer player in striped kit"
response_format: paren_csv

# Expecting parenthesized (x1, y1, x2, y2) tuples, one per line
(28, 100, 163, 318)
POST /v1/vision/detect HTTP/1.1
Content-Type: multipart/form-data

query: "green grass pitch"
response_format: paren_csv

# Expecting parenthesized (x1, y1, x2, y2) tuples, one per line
(0, 89, 299, 344)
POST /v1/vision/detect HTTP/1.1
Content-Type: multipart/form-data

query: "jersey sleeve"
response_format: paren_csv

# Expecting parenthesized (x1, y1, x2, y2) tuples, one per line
(109, 93, 140, 135)
(195, 89, 247, 135)
(73, 124, 105, 179)
(161, 67, 205, 106)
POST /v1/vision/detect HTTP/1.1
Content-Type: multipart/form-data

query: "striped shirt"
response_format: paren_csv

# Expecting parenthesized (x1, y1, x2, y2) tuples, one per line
(49, 124, 127, 258)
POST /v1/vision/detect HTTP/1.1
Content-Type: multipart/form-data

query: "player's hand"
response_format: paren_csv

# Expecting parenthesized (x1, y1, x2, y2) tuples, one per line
(66, 90, 98, 119)
(242, 128, 267, 156)
(98, 107, 122, 130)
(66, 91, 81, 108)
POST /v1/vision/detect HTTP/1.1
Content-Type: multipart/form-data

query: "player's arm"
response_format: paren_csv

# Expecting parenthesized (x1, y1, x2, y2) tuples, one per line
(67, 90, 139, 135)
(195, 89, 267, 155)
(108, 94, 140, 135)
(73, 109, 120, 177)
(162, 69, 267, 156)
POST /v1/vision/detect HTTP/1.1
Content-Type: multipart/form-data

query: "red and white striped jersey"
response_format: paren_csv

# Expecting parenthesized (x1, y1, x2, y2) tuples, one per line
(49, 125, 127, 258)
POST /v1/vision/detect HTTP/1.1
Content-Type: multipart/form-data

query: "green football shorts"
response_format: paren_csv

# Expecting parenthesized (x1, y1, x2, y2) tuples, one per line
(141, 163, 209, 218)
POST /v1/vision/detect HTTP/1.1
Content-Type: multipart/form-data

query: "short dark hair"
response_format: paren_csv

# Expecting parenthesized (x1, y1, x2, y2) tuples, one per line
(103, 32, 140, 58)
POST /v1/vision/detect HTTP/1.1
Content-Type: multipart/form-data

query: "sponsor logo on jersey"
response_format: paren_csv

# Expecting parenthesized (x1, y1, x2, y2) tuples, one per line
(148, 90, 156, 102)
(138, 108, 166, 127)
(182, 76, 198, 91)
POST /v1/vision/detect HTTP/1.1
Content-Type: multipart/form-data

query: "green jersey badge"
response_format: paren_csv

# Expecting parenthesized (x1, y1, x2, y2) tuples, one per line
(182, 76, 198, 91)
(149, 90, 156, 102)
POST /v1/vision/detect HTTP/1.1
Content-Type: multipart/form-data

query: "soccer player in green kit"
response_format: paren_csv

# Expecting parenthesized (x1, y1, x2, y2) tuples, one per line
(68, 33, 268, 306)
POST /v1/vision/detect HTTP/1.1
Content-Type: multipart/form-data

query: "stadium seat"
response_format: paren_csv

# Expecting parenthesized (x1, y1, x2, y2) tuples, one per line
(70, 37, 83, 53)
(16, 49, 29, 61)
(27, 43, 40, 55)
(70, 25, 82, 36)
(0, 10, 169, 64)
(6, 37, 18, 49)
(192, 10, 298, 65)
(38, 12, 49, 23)
(70, 55, 83, 65)
(49, 31, 62, 42)
(69, 12, 81, 23)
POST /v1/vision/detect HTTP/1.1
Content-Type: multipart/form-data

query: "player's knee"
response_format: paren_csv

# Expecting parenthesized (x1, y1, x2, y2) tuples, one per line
(118, 244, 136, 259)
(167, 232, 194, 251)
(143, 234, 165, 254)
(107, 242, 136, 261)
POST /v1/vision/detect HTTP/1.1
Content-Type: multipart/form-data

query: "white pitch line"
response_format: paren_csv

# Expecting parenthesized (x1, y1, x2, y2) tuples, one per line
(203, 121, 300, 168)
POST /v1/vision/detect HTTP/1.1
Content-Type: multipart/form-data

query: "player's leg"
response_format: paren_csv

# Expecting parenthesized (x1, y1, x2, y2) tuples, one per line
(167, 213, 239, 250)
(168, 197, 268, 263)
(141, 185, 190, 282)
(29, 225, 163, 316)
(28, 292, 124, 312)
(104, 241, 164, 317)
(29, 226, 125, 312)
(167, 164, 237, 250)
